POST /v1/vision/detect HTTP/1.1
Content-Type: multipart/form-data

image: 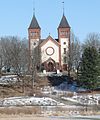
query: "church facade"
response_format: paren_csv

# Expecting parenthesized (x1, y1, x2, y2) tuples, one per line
(28, 13, 70, 72)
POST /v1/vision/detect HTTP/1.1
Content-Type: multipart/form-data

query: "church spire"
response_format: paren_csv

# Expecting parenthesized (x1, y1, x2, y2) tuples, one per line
(58, 15, 70, 28)
(58, 1, 70, 28)
(28, 1, 40, 29)
(28, 15, 41, 29)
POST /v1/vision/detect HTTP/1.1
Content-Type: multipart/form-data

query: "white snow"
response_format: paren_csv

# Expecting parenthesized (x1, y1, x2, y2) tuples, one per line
(0, 75, 20, 85)
(61, 94, 100, 105)
(0, 96, 65, 107)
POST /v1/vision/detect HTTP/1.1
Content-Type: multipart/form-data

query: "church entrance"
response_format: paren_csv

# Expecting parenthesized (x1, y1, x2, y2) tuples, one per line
(43, 58, 56, 72)
(48, 62, 54, 72)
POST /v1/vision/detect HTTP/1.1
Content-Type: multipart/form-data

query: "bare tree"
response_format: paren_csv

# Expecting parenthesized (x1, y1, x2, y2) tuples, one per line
(0, 40, 3, 77)
(67, 32, 81, 79)
(0, 36, 29, 76)
(1, 37, 12, 72)
(71, 38, 81, 79)
(30, 43, 41, 95)
(83, 33, 100, 51)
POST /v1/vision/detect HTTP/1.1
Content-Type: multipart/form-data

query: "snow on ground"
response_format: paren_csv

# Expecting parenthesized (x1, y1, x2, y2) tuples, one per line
(61, 94, 100, 105)
(0, 96, 65, 107)
(0, 75, 20, 85)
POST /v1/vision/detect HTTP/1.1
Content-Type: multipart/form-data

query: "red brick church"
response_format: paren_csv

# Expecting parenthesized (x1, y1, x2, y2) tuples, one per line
(28, 12, 70, 72)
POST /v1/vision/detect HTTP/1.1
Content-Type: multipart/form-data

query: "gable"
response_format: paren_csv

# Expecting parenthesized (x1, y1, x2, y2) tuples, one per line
(40, 36, 60, 63)
(40, 35, 60, 47)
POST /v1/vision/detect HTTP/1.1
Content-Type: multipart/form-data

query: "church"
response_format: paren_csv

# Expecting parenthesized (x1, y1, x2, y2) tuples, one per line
(28, 12, 70, 72)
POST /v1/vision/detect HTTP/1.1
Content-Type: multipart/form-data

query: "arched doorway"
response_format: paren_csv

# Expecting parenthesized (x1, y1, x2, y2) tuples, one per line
(48, 62, 54, 72)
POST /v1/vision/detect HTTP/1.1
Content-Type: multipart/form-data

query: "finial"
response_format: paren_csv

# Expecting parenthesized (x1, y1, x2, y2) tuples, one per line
(49, 32, 51, 36)
(62, 1, 65, 15)
(33, 0, 35, 16)
(33, 8, 35, 16)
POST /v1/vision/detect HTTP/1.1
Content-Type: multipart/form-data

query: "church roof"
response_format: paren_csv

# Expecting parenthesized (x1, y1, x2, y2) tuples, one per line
(58, 14, 70, 28)
(29, 15, 40, 29)
(40, 35, 60, 47)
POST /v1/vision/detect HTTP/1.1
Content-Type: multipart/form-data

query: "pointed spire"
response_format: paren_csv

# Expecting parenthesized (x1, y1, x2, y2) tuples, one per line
(28, 0, 40, 29)
(58, 1, 70, 28)
(29, 15, 41, 29)
(58, 14, 70, 28)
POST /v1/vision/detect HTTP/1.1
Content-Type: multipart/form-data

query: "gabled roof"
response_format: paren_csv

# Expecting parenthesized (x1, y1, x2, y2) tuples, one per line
(58, 14, 70, 28)
(29, 15, 41, 29)
(40, 35, 60, 47)
(45, 57, 55, 63)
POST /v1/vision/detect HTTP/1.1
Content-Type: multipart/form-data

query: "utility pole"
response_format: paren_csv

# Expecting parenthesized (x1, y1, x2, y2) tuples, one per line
(31, 55, 34, 95)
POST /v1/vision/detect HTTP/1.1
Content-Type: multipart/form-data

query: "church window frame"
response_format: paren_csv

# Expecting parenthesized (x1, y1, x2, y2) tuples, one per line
(63, 56, 67, 63)
(64, 42, 66, 45)
(63, 48, 66, 54)
(45, 47, 54, 56)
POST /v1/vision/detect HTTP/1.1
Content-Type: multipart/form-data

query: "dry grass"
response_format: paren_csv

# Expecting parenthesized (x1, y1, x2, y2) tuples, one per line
(0, 106, 41, 115)
(0, 75, 50, 98)
(0, 105, 99, 116)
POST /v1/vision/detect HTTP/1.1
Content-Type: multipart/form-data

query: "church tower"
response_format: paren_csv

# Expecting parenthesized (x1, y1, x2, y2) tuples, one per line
(58, 14, 70, 70)
(28, 15, 41, 52)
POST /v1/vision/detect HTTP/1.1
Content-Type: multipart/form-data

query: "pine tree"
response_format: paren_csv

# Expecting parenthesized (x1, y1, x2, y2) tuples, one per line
(98, 48, 100, 85)
(79, 46, 99, 90)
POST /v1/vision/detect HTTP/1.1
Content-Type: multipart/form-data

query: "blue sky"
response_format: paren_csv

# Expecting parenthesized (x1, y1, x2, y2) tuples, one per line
(0, 0, 100, 42)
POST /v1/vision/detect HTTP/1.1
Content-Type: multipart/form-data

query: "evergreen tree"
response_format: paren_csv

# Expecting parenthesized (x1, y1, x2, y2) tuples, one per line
(98, 48, 100, 85)
(79, 46, 99, 90)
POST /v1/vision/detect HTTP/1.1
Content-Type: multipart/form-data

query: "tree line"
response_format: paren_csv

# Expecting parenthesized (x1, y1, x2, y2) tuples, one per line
(0, 36, 29, 76)
(0, 32, 100, 90)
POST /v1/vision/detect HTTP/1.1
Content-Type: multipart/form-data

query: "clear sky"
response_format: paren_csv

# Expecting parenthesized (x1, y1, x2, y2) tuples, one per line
(0, 0, 100, 42)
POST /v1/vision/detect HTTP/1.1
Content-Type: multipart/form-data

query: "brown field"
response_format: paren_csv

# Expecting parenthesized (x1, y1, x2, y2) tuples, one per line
(0, 75, 50, 98)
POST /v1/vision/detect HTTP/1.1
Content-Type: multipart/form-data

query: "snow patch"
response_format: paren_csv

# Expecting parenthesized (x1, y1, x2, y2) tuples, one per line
(0, 96, 64, 107)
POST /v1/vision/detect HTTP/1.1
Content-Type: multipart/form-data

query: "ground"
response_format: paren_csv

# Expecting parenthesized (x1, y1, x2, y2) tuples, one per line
(0, 74, 100, 119)
(0, 115, 100, 120)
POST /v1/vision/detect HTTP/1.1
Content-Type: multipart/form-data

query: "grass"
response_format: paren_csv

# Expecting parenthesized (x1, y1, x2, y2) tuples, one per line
(0, 75, 49, 98)
(0, 106, 41, 115)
